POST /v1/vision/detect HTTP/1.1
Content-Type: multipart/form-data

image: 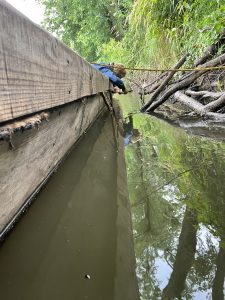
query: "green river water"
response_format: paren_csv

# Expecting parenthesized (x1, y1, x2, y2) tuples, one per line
(0, 94, 225, 299)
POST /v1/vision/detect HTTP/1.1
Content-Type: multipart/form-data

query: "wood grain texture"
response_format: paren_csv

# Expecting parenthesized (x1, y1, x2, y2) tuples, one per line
(0, 93, 107, 234)
(0, 1, 110, 123)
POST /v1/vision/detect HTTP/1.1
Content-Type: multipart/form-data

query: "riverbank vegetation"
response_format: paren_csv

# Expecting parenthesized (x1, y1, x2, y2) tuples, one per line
(39, 0, 225, 67)
(39, 0, 225, 118)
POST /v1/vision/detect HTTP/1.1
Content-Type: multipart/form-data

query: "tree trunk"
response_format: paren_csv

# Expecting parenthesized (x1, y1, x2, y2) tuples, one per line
(162, 208, 198, 300)
(212, 245, 225, 300)
(174, 91, 225, 120)
(185, 90, 224, 99)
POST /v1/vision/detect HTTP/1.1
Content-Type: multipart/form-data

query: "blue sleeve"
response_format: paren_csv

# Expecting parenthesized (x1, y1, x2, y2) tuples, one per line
(91, 64, 126, 91)
(106, 71, 126, 91)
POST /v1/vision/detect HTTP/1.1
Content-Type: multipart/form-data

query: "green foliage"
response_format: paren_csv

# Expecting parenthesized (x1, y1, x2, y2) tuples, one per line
(127, 0, 225, 66)
(40, 0, 225, 67)
(99, 39, 130, 64)
(168, 0, 225, 61)
(39, 0, 133, 61)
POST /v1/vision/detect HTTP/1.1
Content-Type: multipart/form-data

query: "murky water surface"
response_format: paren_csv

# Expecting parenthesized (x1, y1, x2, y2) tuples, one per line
(1, 94, 225, 299)
(0, 114, 139, 300)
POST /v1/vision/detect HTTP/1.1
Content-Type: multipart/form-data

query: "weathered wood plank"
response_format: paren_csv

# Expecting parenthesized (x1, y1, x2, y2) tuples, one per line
(0, 92, 107, 235)
(0, 1, 110, 123)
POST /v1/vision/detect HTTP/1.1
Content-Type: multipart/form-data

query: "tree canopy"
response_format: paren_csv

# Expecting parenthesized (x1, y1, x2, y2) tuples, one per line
(39, 0, 225, 66)
(39, 0, 133, 61)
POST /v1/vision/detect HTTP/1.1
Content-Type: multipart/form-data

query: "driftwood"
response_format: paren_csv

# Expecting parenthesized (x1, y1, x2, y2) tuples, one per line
(138, 32, 225, 121)
(204, 93, 225, 112)
(141, 55, 187, 111)
(143, 53, 225, 112)
(173, 91, 205, 113)
(185, 90, 224, 99)
(174, 91, 225, 120)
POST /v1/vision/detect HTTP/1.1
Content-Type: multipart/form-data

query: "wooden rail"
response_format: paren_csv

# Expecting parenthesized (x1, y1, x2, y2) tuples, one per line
(0, 0, 110, 123)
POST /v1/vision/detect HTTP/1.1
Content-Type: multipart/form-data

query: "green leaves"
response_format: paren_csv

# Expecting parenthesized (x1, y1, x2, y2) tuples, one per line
(40, 0, 133, 61)
(40, 0, 225, 68)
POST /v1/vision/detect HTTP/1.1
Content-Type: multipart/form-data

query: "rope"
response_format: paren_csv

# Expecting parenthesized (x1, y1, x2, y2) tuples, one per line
(91, 62, 225, 73)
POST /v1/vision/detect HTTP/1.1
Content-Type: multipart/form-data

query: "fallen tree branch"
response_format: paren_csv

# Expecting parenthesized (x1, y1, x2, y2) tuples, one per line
(128, 78, 142, 89)
(167, 32, 225, 84)
(174, 91, 205, 113)
(174, 91, 225, 120)
(144, 53, 225, 112)
(141, 55, 187, 111)
(185, 90, 224, 99)
(138, 72, 169, 95)
(176, 71, 196, 83)
(194, 45, 219, 67)
(204, 93, 225, 112)
(143, 81, 161, 94)
(143, 71, 168, 89)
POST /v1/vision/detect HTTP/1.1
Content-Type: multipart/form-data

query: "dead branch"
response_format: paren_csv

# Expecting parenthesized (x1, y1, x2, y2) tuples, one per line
(185, 90, 224, 99)
(174, 91, 205, 114)
(143, 71, 168, 89)
(174, 91, 225, 120)
(177, 71, 196, 83)
(157, 31, 225, 97)
(128, 78, 142, 88)
(204, 93, 225, 112)
(138, 72, 169, 96)
(141, 55, 187, 111)
(143, 82, 161, 94)
(144, 53, 225, 112)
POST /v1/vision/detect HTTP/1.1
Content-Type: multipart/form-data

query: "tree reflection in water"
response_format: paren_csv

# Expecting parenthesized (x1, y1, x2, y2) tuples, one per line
(120, 99, 225, 299)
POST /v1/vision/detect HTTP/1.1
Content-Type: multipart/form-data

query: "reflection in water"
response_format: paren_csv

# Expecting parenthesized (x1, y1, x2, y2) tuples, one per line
(1, 92, 225, 300)
(162, 208, 198, 300)
(212, 245, 225, 300)
(118, 94, 225, 299)
(0, 114, 139, 300)
(113, 99, 141, 146)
